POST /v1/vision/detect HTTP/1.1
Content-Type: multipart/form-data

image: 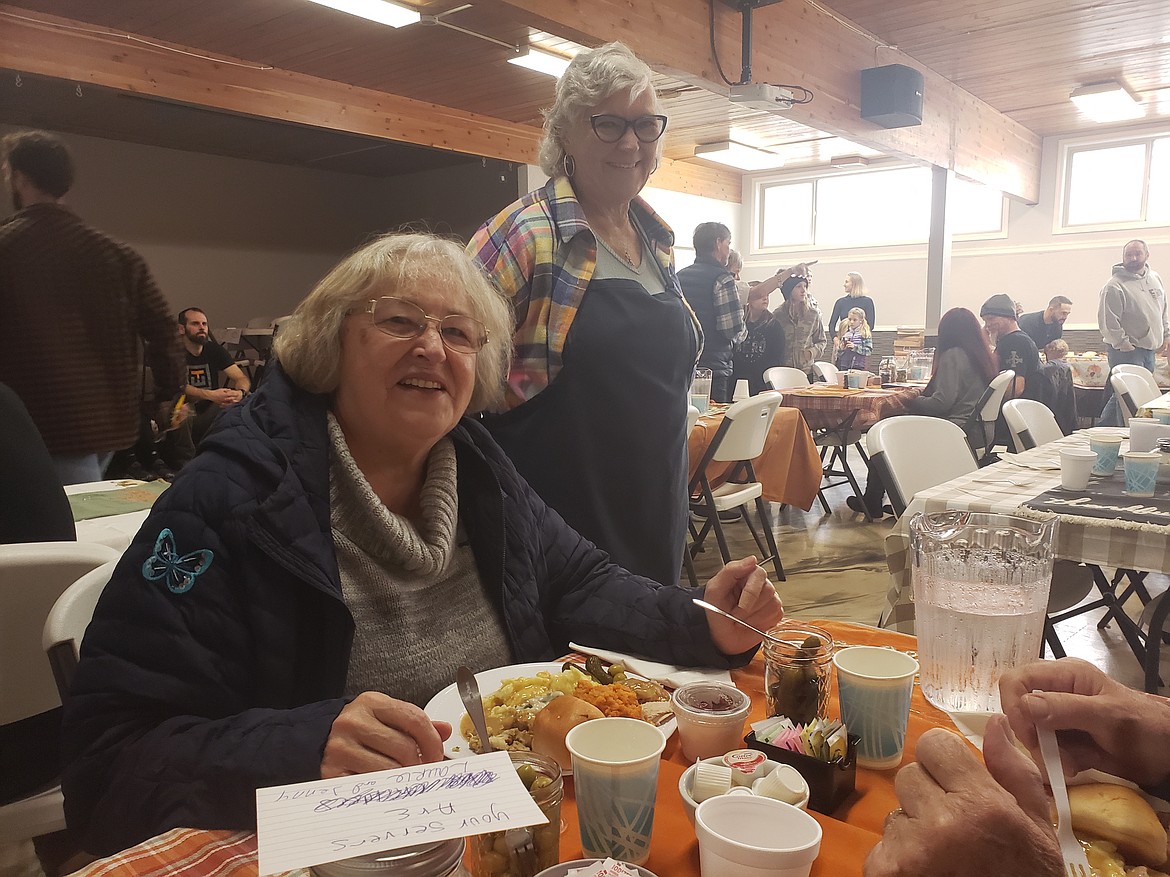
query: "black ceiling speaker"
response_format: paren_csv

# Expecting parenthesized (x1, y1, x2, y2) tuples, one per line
(860, 64, 924, 128)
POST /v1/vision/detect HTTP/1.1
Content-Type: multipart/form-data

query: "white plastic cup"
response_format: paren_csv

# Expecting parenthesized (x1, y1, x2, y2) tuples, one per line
(733, 379, 751, 402)
(670, 682, 752, 761)
(1123, 451, 1162, 497)
(1089, 435, 1123, 475)
(1059, 449, 1097, 490)
(833, 646, 919, 770)
(565, 717, 666, 865)
(695, 796, 821, 877)
(1129, 417, 1161, 452)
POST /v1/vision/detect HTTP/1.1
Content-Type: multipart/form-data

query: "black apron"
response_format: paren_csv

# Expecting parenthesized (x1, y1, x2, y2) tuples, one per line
(484, 276, 696, 587)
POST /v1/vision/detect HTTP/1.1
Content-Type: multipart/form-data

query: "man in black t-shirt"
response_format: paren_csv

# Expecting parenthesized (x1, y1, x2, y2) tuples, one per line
(981, 294, 1042, 402)
(1017, 296, 1072, 350)
(178, 307, 251, 447)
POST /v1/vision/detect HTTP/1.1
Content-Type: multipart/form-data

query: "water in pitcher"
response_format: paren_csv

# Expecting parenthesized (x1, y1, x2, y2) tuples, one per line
(911, 513, 1055, 714)
(915, 570, 1048, 713)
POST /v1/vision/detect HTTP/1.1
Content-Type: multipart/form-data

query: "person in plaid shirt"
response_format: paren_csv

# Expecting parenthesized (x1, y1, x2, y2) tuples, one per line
(678, 222, 742, 402)
(468, 42, 701, 588)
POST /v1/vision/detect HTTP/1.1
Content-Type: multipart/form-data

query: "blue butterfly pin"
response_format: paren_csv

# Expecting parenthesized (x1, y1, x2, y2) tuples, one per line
(141, 528, 214, 594)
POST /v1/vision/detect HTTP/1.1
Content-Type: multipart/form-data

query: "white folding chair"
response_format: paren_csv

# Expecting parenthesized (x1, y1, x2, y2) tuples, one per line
(0, 542, 118, 844)
(686, 405, 702, 435)
(1002, 399, 1063, 452)
(688, 392, 785, 580)
(812, 361, 839, 384)
(43, 560, 119, 702)
(765, 367, 810, 390)
(1112, 364, 1160, 401)
(1111, 371, 1159, 426)
(865, 417, 977, 517)
(965, 370, 1015, 461)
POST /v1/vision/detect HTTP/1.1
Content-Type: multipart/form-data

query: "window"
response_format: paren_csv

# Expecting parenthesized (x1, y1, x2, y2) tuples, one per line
(759, 181, 813, 248)
(1061, 133, 1170, 229)
(756, 166, 1005, 251)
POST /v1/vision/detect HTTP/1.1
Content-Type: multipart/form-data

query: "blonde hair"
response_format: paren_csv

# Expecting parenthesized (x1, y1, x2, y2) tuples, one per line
(845, 272, 866, 297)
(1044, 339, 1069, 360)
(538, 42, 664, 178)
(838, 307, 871, 339)
(274, 233, 514, 413)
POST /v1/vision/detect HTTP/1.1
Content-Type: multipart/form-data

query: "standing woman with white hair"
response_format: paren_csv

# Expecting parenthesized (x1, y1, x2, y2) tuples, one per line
(469, 42, 701, 588)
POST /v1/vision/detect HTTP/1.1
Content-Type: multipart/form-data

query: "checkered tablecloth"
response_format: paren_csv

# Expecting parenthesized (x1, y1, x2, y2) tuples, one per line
(881, 429, 1170, 632)
(68, 828, 311, 877)
(781, 386, 921, 432)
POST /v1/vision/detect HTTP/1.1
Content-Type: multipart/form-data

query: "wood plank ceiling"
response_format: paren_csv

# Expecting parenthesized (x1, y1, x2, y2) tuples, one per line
(1, 0, 1168, 199)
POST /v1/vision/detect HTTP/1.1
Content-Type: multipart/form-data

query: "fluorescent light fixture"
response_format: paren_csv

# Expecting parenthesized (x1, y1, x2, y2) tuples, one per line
(306, 0, 420, 28)
(1070, 81, 1143, 123)
(694, 140, 784, 171)
(508, 46, 571, 78)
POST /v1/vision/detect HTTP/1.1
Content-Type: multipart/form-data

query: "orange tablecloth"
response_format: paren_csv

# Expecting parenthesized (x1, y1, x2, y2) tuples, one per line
(688, 406, 821, 510)
(782, 386, 921, 432)
(72, 622, 957, 877)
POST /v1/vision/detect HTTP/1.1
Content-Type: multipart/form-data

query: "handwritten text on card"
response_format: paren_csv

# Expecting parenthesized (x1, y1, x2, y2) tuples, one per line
(256, 752, 547, 875)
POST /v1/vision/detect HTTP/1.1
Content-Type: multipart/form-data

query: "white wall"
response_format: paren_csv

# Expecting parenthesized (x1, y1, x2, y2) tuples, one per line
(0, 124, 517, 327)
(738, 123, 1170, 331)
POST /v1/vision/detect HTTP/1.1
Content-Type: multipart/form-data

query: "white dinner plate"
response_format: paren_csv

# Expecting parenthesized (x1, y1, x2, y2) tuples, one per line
(1084, 427, 1129, 438)
(425, 661, 677, 765)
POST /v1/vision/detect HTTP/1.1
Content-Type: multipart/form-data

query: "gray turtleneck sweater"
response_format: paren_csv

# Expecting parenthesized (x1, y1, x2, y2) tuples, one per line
(328, 415, 512, 705)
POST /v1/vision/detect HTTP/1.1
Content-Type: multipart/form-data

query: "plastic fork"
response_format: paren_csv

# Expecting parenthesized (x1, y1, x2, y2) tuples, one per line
(505, 827, 539, 877)
(1036, 722, 1091, 877)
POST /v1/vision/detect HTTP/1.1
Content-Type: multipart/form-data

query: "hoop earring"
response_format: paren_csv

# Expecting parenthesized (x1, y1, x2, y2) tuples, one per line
(563, 154, 576, 178)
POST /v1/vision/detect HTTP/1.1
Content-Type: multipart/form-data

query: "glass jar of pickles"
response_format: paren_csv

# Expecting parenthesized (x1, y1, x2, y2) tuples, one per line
(763, 622, 834, 725)
(466, 751, 563, 877)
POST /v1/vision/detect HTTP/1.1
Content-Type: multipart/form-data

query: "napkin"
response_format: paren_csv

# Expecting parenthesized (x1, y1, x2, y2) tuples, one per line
(569, 643, 732, 688)
(565, 860, 642, 877)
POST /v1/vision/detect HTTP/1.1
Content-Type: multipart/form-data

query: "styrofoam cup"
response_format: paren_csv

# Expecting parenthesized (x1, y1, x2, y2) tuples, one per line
(695, 796, 821, 877)
(1059, 449, 1096, 490)
(1128, 417, 1161, 452)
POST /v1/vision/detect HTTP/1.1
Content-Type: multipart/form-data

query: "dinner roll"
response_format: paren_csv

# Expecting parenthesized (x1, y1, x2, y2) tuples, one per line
(531, 695, 603, 770)
(1069, 783, 1168, 866)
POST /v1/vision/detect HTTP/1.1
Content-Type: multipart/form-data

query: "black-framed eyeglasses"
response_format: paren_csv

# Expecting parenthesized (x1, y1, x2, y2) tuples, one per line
(589, 114, 668, 144)
(356, 297, 489, 354)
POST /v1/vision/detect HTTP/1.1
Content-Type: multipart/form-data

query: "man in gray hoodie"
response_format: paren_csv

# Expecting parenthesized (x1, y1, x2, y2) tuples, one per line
(1097, 239, 1167, 426)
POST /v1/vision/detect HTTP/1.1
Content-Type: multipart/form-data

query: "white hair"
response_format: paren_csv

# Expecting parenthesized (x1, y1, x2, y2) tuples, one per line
(538, 42, 664, 178)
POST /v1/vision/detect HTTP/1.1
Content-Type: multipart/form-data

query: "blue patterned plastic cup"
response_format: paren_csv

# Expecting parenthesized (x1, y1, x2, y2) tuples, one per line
(833, 646, 919, 770)
(1088, 435, 1123, 475)
(566, 717, 666, 865)
(1123, 451, 1161, 497)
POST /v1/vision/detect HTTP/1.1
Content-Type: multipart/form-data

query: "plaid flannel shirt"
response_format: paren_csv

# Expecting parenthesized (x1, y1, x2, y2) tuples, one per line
(468, 175, 700, 411)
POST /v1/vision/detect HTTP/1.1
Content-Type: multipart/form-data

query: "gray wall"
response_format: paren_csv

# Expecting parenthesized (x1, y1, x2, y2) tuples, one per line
(0, 124, 518, 327)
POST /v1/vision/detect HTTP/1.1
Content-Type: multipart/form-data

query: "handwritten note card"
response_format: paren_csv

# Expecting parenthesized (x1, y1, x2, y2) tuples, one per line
(256, 752, 548, 875)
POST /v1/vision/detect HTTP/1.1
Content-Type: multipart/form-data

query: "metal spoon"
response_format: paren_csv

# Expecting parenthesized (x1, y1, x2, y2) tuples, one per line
(692, 598, 784, 646)
(456, 666, 493, 753)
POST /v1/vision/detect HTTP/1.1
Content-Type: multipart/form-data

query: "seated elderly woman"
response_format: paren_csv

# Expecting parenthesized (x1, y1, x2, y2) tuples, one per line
(60, 232, 783, 856)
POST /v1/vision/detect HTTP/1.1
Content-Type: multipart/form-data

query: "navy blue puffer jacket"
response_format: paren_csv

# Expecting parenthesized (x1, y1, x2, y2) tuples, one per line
(61, 366, 746, 855)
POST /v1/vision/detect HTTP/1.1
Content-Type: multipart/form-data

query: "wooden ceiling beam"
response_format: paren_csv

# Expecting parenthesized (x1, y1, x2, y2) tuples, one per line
(487, 0, 1042, 203)
(0, 6, 741, 202)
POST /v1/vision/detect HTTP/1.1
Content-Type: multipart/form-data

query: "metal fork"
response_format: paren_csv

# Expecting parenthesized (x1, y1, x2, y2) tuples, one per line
(1036, 723, 1091, 877)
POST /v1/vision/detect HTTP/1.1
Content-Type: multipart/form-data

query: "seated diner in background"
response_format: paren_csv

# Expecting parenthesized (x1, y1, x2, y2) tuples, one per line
(847, 307, 997, 517)
(866, 657, 1170, 877)
(59, 233, 783, 857)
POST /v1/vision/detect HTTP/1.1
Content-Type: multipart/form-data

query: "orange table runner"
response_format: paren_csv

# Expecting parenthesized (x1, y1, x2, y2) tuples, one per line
(688, 406, 821, 510)
(72, 622, 958, 877)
